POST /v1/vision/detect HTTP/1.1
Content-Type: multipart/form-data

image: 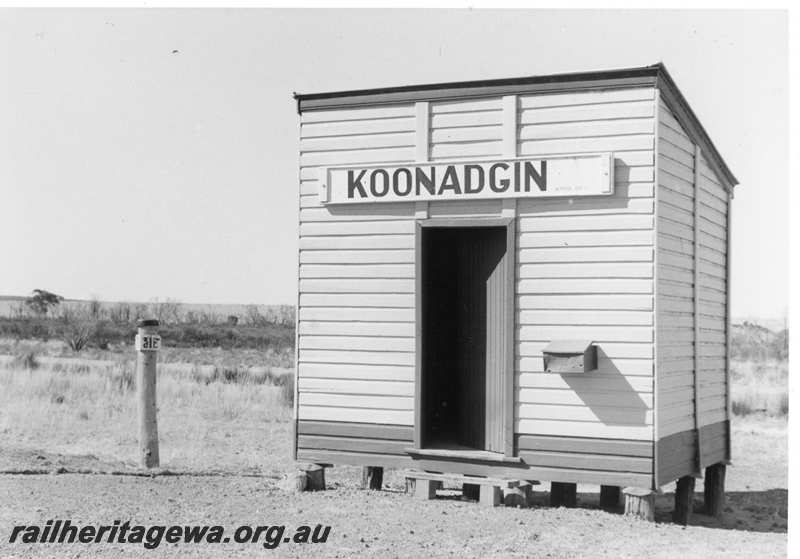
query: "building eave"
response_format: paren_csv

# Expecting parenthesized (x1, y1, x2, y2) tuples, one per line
(294, 63, 737, 189)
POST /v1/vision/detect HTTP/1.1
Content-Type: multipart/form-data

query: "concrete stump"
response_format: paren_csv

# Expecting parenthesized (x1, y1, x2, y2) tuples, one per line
(414, 479, 441, 500)
(479, 485, 503, 507)
(360, 466, 383, 490)
(550, 482, 577, 508)
(704, 463, 726, 518)
(282, 471, 308, 493)
(623, 487, 655, 521)
(504, 481, 533, 508)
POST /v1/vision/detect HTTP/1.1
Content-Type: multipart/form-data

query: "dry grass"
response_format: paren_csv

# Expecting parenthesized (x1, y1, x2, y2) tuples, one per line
(0, 340, 787, 479)
(10, 350, 39, 370)
(0, 351, 294, 474)
(730, 359, 788, 417)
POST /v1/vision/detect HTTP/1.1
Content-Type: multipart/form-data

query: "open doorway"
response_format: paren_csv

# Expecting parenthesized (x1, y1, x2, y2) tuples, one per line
(419, 225, 510, 453)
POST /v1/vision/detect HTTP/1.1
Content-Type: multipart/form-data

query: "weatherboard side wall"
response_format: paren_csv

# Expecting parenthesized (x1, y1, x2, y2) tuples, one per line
(654, 97, 731, 486)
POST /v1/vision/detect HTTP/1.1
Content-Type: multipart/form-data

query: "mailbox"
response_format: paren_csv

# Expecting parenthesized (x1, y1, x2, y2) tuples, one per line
(542, 340, 597, 374)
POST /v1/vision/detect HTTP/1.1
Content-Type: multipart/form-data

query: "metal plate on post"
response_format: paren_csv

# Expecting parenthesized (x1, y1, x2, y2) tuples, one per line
(135, 334, 161, 351)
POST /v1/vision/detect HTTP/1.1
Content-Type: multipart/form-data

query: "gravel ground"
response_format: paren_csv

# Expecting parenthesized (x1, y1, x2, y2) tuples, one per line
(0, 419, 786, 558)
(0, 472, 785, 559)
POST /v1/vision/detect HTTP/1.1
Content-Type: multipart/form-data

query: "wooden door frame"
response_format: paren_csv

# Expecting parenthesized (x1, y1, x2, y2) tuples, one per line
(413, 217, 516, 458)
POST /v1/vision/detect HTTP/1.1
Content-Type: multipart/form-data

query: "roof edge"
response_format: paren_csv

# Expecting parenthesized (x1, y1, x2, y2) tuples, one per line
(295, 63, 737, 188)
(653, 64, 738, 188)
(295, 65, 660, 106)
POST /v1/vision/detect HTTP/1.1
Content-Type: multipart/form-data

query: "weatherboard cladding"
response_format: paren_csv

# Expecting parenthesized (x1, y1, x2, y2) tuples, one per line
(656, 97, 699, 440)
(296, 85, 660, 486)
(654, 96, 731, 486)
(514, 87, 656, 443)
(295, 63, 737, 191)
(296, 421, 652, 487)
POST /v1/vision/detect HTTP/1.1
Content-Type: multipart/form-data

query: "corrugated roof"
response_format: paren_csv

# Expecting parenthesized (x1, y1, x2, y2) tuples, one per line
(294, 63, 737, 189)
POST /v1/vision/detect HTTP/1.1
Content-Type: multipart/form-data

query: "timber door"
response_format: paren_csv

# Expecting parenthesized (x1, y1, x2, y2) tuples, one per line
(419, 225, 510, 453)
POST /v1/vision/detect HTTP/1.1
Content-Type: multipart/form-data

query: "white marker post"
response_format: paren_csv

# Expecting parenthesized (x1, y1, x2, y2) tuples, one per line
(135, 318, 161, 468)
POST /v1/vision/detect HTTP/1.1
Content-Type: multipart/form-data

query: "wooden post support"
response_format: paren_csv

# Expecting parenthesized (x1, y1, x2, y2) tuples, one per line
(300, 463, 326, 491)
(673, 475, 696, 525)
(623, 487, 656, 521)
(405, 477, 416, 494)
(600, 485, 621, 510)
(360, 466, 383, 490)
(462, 483, 480, 501)
(504, 481, 533, 508)
(480, 485, 503, 507)
(414, 479, 441, 500)
(135, 318, 160, 469)
(704, 463, 727, 517)
(550, 482, 577, 508)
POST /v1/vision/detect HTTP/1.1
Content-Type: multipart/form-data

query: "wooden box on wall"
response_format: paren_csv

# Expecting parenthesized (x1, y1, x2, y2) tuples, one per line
(542, 340, 597, 374)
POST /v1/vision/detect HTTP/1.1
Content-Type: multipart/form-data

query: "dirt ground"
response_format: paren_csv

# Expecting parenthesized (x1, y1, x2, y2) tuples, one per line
(0, 417, 786, 558)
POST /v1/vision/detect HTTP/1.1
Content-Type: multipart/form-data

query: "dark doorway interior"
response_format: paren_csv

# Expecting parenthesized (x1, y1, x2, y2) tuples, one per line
(421, 226, 507, 452)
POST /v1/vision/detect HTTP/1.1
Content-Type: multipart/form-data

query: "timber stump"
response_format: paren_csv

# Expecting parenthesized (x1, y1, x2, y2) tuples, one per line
(361, 466, 383, 490)
(600, 485, 621, 510)
(673, 476, 696, 525)
(704, 463, 727, 517)
(550, 482, 577, 508)
(298, 463, 326, 491)
(462, 483, 480, 501)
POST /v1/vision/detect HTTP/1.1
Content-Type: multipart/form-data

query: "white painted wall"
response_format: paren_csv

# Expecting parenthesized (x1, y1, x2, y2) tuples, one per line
(656, 98, 730, 440)
(297, 88, 659, 441)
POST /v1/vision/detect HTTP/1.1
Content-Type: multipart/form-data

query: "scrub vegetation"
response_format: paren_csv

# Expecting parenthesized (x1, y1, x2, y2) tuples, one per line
(0, 341, 294, 473)
(0, 312, 787, 473)
(0, 293, 295, 353)
(0, 297, 787, 556)
(728, 322, 788, 417)
(0, 294, 296, 472)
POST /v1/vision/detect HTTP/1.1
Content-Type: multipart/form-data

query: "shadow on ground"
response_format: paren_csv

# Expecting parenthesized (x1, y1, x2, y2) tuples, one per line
(418, 487, 787, 535)
(0, 447, 137, 474)
(0, 447, 279, 478)
(686, 489, 787, 533)
(2, 448, 788, 535)
(577, 490, 787, 534)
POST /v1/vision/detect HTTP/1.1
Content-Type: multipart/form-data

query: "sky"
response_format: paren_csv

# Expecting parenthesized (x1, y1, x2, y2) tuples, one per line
(0, 9, 788, 321)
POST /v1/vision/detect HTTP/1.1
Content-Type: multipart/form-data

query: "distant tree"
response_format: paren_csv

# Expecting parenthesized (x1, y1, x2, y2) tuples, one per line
(88, 296, 103, 320)
(59, 306, 93, 352)
(132, 303, 149, 322)
(245, 304, 265, 326)
(24, 289, 64, 316)
(108, 302, 132, 324)
(150, 299, 183, 324)
(771, 329, 789, 361)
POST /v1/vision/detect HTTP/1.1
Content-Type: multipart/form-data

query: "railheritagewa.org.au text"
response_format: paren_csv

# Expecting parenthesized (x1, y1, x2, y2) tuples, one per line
(8, 520, 331, 549)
